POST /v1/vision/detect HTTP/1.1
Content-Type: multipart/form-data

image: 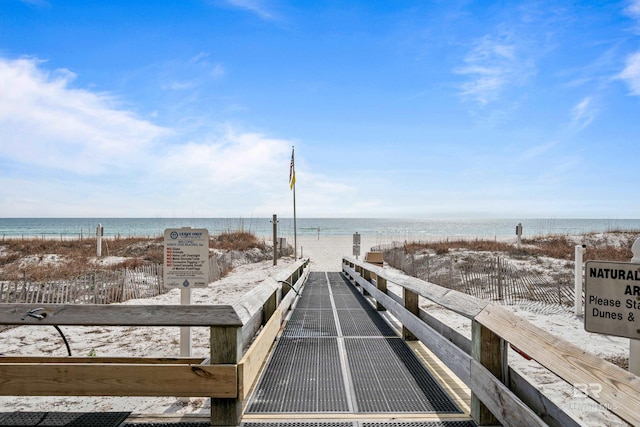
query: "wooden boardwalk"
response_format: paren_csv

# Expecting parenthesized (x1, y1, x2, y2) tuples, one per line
(3, 257, 637, 426)
(240, 271, 476, 426)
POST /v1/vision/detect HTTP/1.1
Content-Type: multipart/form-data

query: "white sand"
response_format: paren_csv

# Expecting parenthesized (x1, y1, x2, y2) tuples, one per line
(0, 235, 632, 424)
(296, 233, 406, 271)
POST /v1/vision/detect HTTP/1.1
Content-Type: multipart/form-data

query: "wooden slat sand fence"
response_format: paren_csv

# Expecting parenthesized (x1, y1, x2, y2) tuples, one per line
(0, 264, 165, 305)
(383, 248, 574, 307)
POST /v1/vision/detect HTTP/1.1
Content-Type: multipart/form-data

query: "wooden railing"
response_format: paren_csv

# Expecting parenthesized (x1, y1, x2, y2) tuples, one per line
(342, 256, 640, 427)
(0, 258, 310, 426)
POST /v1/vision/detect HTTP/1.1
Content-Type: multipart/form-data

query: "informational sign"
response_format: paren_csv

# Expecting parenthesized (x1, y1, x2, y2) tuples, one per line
(353, 244, 360, 257)
(353, 232, 361, 245)
(584, 260, 640, 339)
(163, 228, 210, 288)
(353, 232, 361, 257)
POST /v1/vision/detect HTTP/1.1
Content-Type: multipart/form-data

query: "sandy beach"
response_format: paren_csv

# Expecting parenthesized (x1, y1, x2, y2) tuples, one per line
(0, 234, 632, 424)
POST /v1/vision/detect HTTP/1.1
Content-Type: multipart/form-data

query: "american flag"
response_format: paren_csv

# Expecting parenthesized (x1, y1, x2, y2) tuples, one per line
(289, 147, 296, 190)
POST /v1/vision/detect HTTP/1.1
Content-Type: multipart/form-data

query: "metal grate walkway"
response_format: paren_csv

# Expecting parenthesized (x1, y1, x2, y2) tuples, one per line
(244, 271, 475, 426)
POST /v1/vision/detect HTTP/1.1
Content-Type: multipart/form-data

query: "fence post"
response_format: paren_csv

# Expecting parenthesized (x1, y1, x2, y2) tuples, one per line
(497, 257, 503, 301)
(411, 253, 416, 276)
(121, 268, 127, 302)
(210, 326, 243, 426)
(449, 256, 454, 287)
(471, 319, 503, 425)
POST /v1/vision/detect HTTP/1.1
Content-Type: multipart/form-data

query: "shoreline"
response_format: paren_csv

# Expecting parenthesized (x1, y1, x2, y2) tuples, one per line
(2, 217, 640, 241)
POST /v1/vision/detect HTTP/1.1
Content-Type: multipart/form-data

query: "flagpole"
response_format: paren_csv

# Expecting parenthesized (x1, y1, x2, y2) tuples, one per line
(293, 177, 297, 260)
(292, 146, 297, 260)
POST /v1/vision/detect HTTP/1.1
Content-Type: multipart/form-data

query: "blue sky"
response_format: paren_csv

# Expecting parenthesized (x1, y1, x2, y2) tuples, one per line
(1, 0, 640, 218)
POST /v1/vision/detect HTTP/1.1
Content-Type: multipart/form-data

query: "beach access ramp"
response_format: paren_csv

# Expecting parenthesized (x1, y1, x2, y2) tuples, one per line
(241, 271, 475, 426)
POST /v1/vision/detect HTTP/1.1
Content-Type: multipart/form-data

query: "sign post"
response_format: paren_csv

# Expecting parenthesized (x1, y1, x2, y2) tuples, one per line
(515, 223, 523, 250)
(164, 228, 210, 359)
(96, 224, 103, 257)
(575, 244, 586, 317)
(585, 251, 640, 375)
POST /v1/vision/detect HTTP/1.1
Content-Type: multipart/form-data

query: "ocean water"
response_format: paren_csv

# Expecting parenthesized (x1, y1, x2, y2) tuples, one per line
(1, 217, 639, 240)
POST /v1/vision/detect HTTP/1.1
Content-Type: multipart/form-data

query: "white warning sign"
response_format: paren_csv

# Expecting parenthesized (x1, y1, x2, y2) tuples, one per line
(163, 228, 210, 288)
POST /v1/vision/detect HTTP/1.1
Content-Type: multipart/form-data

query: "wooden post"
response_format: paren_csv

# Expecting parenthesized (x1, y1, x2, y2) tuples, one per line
(263, 291, 277, 324)
(180, 288, 192, 359)
(471, 319, 503, 425)
(402, 288, 418, 341)
(630, 237, 640, 375)
(376, 276, 387, 311)
(362, 268, 371, 296)
(272, 214, 277, 266)
(497, 257, 503, 301)
(210, 326, 243, 426)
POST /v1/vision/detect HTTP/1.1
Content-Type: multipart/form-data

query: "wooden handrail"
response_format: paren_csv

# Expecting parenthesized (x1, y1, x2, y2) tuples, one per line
(343, 256, 639, 427)
(0, 258, 310, 427)
(0, 304, 243, 327)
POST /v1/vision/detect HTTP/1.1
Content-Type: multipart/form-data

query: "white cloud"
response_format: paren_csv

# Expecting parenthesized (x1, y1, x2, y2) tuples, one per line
(618, 51, 640, 95)
(0, 58, 280, 215)
(617, 1, 640, 96)
(212, 64, 226, 78)
(0, 57, 169, 174)
(520, 140, 559, 160)
(159, 54, 226, 91)
(2, 57, 436, 218)
(571, 96, 596, 129)
(455, 33, 534, 105)
(158, 130, 291, 188)
(0, 57, 360, 217)
(627, 0, 640, 20)
(223, 0, 276, 20)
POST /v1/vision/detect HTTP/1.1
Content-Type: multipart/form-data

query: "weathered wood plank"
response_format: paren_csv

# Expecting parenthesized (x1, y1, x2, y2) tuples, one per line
(0, 363, 236, 397)
(471, 319, 503, 425)
(231, 278, 278, 325)
(237, 304, 283, 400)
(375, 276, 387, 311)
(508, 366, 581, 427)
(241, 310, 264, 352)
(0, 304, 243, 327)
(0, 357, 206, 364)
(403, 288, 419, 341)
(469, 359, 546, 427)
(384, 287, 472, 355)
(476, 303, 640, 427)
(210, 326, 243, 426)
(273, 258, 309, 284)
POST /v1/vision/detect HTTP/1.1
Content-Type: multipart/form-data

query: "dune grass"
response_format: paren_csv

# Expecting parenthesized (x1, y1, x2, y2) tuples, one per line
(0, 231, 266, 281)
(400, 231, 637, 262)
